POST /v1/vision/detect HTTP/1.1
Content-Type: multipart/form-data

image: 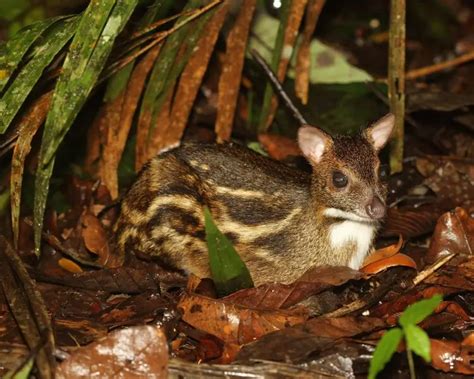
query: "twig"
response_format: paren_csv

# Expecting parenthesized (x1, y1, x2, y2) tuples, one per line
(322, 254, 455, 319)
(405, 50, 474, 80)
(251, 49, 308, 126)
(412, 253, 456, 286)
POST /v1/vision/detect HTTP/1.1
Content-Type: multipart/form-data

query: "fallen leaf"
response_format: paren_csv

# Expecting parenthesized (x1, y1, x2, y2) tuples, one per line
(258, 133, 301, 160)
(426, 207, 474, 263)
(58, 258, 83, 273)
(178, 292, 308, 345)
(363, 236, 403, 267)
(56, 325, 168, 378)
(382, 207, 439, 239)
(430, 337, 474, 375)
(222, 265, 362, 310)
(361, 252, 417, 275)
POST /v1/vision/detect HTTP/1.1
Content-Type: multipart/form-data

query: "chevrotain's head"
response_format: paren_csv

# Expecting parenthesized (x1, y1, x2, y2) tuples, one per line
(298, 113, 395, 223)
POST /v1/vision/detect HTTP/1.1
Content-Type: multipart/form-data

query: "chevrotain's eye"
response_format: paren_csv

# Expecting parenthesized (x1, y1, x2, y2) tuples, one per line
(379, 164, 389, 180)
(332, 170, 348, 188)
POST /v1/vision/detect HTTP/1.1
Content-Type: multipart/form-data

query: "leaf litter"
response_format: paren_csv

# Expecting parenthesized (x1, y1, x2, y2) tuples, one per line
(1, 2, 474, 378)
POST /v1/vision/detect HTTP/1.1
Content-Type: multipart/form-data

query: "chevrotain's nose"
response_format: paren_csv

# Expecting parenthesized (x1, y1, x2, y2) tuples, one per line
(366, 196, 386, 219)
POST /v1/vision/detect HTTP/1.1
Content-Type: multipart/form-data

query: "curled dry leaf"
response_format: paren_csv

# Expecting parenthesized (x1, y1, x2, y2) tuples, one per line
(363, 235, 403, 267)
(215, 0, 257, 142)
(56, 325, 168, 378)
(222, 265, 362, 310)
(178, 292, 308, 345)
(81, 212, 121, 268)
(258, 133, 301, 160)
(10, 91, 52, 248)
(426, 207, 474, 263)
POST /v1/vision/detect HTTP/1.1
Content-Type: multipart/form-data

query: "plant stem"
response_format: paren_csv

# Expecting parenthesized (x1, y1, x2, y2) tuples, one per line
(406, 348, 416, 379)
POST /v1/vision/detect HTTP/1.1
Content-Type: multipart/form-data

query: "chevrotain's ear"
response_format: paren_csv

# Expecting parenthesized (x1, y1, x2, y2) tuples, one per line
(298, 125, 332, 164)
(364, 113, 395, 151)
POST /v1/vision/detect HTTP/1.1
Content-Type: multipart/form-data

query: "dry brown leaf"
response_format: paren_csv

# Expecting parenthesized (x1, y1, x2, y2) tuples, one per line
(81, 212, 120, 268)
(178, 292, 308, 345)
(223, 265, 362, 310)
(426, 207, 474, 263)
(10, 91, 52, 248)
(430, 337, 474, 375)
(58, 258, 83, 273)
(167, 3, 229, 147)
(295, 0, 326, 104)
(258, 133, 301, 160)
(56, 325, 168, 378)
(101, 45, 161, 196)
(382, 207, 439, 238)
(360, 253, 417, 274)
(362, 236, 403, 267)
(264, 0, 308, 129)
(215, 0, 257, 142)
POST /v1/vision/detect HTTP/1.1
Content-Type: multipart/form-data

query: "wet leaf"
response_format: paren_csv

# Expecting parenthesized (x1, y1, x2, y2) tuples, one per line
(361, 253, 417, 274)
(430, 337, 474, 375)
(427, 207, 474, 263)
(363, 236, 403, 267)
(56, 325, 168, 378)
(205, 207, 254, 296)
(215, 0, 256, 142)
(368, 328, 403, 379)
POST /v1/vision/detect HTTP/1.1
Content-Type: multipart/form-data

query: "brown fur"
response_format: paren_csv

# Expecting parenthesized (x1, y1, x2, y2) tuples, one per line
(114, 123, 389, 286)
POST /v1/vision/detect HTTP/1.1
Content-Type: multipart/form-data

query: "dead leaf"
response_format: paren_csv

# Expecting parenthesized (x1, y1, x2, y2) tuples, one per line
(264, 0, 308, 129)
(222, 265, 362, 310)
(178, 292, 308, 345)
(215, 0, 257, 142)
(430, 337, 474, 375)
(295, 0, 326, 104)
(10, 91, 52, 248)
(363, 236, 403, 267)
(426, 207, 474, 263)
(56, 325, 168, 378)
(258, 133, 301, 160)
(81, 211, 120, 268)
(382, 207, 439, 238)
(168, 3, 229, 146)
(237, 316, 383, 363)
(100, 45, 161, 197)
(58, 258, 83, 273)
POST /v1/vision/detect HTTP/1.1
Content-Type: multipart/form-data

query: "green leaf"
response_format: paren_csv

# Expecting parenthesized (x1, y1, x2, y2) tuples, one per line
(368, 327, 403, 379)
(404, 324, 432, 362)
(0, 17, 79, 133)
(204, 207, 254, 296)
(399, 295, 443, 328)
(4, 356, 34, 379)
(34, 0, 139, 254)
(0, 16, 70, 93)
